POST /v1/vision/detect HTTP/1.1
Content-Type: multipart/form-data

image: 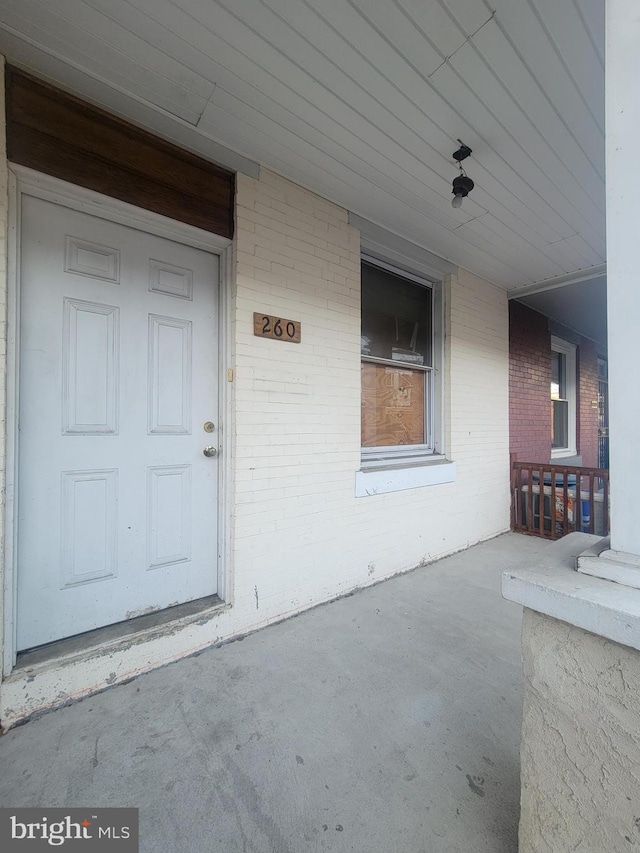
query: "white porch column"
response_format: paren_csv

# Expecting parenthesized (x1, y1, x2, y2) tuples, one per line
(502, 11, 640, 850)
(576, 0, 640, 585)
(605, 0, 640, 556)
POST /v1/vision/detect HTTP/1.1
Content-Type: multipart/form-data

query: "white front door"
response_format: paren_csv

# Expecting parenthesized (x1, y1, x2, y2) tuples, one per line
(16, 195, 220, 650)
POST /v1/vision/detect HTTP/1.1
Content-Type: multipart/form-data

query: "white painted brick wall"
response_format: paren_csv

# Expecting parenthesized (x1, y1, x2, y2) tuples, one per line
(0, 151, 510, 725)
(231, 169, 510, 622)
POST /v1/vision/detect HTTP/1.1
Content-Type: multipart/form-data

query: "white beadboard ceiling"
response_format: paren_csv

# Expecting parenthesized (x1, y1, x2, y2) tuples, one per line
(0, 0, 605, 291)
(518, 275, 607, 350)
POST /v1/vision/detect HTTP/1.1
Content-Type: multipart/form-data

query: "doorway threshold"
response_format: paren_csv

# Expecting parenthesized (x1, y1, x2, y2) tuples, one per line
(16, 595, 224, 670)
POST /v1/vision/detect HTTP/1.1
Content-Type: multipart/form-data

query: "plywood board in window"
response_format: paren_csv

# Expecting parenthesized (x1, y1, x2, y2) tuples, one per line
(361, 362, 425, 447)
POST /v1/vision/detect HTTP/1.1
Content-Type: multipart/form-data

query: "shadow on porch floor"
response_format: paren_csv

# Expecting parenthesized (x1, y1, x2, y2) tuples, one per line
(0, 532, 563, 852)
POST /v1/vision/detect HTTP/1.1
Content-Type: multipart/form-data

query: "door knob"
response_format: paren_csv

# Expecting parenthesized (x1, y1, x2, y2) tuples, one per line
(203, 446, 217, 457)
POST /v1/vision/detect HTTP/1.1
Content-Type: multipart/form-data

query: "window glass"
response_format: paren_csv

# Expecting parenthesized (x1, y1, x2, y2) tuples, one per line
(550, 339, 575, 453)
(552, 400, 569, 449)
(361, 261, 433, 451)
(361, 263, 432, 367)
(550, 351, 566, 400)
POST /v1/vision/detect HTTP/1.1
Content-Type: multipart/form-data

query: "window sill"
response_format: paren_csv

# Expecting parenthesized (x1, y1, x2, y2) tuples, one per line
(551, 450, 580, 463)
(355, 459, 456, 497)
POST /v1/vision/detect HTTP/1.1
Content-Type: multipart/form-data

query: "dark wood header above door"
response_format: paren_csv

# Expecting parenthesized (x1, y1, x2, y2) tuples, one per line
(5, 67, 235, 240)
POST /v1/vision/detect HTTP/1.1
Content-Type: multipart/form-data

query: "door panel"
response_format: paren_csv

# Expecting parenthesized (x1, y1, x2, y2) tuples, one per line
(17, 195, 219, 650)
(63, 298, 119, 434)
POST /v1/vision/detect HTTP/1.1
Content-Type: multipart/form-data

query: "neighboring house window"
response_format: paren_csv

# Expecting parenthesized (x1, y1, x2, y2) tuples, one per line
(361, 259, 442, 466)
(550, 336, 576, 456)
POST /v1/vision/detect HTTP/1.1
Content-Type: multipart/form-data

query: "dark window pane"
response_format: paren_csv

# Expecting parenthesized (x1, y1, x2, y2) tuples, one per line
(598, 358, 608, 381)
(551, 351, 566, 400)
(552, 399, 568, 448)
(361, 262, 432, 366)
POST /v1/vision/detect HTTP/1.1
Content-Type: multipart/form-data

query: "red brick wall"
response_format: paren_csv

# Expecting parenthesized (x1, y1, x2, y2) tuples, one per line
(509, 302, 551, 463)
(577, 338, 599, 468)
(509, 301, 602, 467)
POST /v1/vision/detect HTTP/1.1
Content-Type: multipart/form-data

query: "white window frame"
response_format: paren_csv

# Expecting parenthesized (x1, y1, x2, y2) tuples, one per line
(360, 255, 445, 470)
(550, 335, 577, 458)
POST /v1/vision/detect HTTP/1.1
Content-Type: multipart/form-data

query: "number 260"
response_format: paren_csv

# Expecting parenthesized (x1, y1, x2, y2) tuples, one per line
(262, 316, 296, 339)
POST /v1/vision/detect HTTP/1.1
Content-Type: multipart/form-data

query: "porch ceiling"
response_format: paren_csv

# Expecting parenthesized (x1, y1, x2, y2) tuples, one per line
(0, 0, 605, 290)
(516, 275, 607, 350)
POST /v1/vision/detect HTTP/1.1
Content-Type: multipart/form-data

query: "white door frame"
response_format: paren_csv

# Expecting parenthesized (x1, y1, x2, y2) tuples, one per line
(3, 164, 234, 674)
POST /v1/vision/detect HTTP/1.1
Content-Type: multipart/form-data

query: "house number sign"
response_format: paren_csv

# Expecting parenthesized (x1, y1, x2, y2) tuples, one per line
(253, 312, 301, 343)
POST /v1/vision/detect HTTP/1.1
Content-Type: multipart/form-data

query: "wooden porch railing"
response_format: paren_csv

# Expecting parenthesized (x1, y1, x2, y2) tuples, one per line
(511, 455, 609, 540)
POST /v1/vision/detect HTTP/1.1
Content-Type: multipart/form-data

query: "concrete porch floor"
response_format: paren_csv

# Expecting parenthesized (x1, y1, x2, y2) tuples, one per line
(0, 532, 566, 852)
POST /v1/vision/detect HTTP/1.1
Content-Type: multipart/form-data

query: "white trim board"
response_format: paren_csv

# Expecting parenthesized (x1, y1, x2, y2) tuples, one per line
(350, 213, 457, 282)
(8, 165, 233, 253)
(0, 29, 260, 179)
(508, 265, 607, 299)
(355, 461, 456, 497)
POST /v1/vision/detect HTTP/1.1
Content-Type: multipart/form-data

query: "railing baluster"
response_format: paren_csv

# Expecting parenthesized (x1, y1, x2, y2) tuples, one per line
(527, 466, 534, 533)
(510, 454, 517, 531)
(589, 471, 595, 534)
(562, 468, 569, 536)
(538, 467, 545, 537)
(550, 468, 557, 540)
(574, 468, 582, 534)
(518, 464, 523, 532)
